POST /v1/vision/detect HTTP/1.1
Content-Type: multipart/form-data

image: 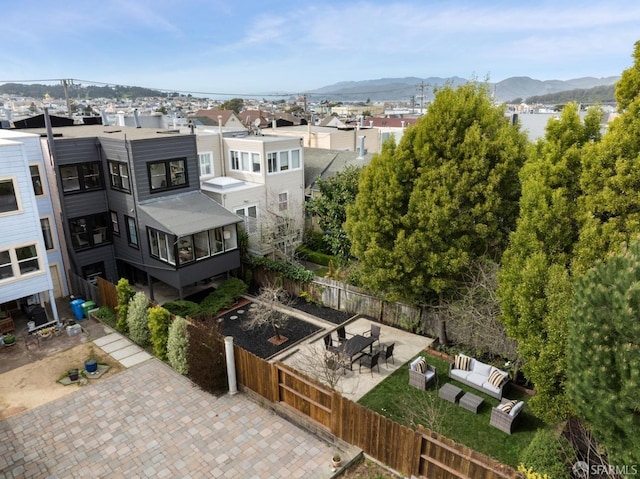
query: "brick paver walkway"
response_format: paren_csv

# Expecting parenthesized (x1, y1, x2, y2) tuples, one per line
(0, 360, 340, 478)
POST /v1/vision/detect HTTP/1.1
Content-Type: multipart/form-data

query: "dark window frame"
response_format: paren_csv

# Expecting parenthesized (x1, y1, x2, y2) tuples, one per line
(125, 215, 139, 248)
(110, 210, 120, 236)
(59, 162, 104, 194)
(147, 158, 188, 193)
(108, 160, 131, 193)
(68, 212, 111, 251)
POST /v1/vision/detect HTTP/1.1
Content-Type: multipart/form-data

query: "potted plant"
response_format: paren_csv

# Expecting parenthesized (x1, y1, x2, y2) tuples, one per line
(332, 453, 342, 468)
(3, 333, 16, 346)
(84, 346, 98, 374)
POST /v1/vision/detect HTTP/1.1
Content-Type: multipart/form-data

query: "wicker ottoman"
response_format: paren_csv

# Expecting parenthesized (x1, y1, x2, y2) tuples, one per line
(459, 392, 484, 413)
(438, 383, 463, 404)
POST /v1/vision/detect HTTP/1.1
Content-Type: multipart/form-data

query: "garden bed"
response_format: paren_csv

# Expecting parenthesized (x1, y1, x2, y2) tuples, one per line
(288, 296, 354, 325)
(215, 302, 321, 359)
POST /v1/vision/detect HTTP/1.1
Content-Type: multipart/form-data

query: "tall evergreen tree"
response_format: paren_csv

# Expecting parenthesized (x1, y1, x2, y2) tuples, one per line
(567, 241, 640, 464)
(498, 103, 602, 422)
(345, 82, 527, 304)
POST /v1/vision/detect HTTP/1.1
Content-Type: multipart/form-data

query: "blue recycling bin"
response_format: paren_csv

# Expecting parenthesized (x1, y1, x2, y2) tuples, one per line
(70, 298, 85, 320)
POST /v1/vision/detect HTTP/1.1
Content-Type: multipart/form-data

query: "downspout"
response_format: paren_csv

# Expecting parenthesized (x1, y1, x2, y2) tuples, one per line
(218, 115, 226, 176)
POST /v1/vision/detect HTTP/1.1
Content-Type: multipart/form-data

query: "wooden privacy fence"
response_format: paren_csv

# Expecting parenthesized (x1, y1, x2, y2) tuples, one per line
(233, 344, 518, 479)
(97, 277, 118, 310)
(68, 271, 99, 304)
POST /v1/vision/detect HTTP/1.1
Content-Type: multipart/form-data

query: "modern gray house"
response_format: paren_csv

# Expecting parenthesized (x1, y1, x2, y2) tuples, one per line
(35, 124, 241, 301)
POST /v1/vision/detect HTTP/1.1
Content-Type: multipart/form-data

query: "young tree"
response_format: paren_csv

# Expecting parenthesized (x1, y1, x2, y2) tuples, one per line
(127, 292, 150, 346)
(167, 316, 189, 375)
(242, 284, 291, 342)
(614, 40, 640, 111)
(567, 241, 640, 465)
(115, 278, 135, 334)
(345, 82, 528, 342)
(220, 98, 244, 114)
(148, 306, 172, 360)
(306, 165, 362, 260)
(498, 103, 602, 423)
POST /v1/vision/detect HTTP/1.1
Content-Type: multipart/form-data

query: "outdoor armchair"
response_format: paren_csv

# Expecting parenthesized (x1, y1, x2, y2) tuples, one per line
(409, 357, 436, 390)
(490, 398, 524, 434)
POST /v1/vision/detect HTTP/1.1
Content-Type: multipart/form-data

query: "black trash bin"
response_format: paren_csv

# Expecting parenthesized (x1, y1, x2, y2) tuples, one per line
(27, 305, 48, 327)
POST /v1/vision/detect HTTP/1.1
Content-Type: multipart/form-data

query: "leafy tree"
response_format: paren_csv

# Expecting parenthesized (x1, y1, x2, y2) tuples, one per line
(615, 40, 640, 111)
(115, 278, 135, 334)
(167, 316, 189, 375)
(126, 292, 150, 346)
(567, 241, 640, 465)
(220, 98, 244, 114)
(573, 51, 640, 274)
(498, 103, 602, 422)
(306, 165, 362, 260)
(345, 82, 527, 305)
(148, 306, 172, 360)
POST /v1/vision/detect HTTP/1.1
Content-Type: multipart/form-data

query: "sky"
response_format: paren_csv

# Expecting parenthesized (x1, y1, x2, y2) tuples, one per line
(1, 0, 639, 98)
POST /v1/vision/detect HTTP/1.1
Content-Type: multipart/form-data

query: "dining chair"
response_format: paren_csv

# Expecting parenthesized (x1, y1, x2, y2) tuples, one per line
(363, 323, 381, 347)
(380, 342, 395, 365)
(359, 350, 381, 376)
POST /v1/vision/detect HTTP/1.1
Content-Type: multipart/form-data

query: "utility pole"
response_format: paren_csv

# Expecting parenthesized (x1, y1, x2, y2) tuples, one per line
(61, 79, 73, 118)
(416, 81, 427, 114)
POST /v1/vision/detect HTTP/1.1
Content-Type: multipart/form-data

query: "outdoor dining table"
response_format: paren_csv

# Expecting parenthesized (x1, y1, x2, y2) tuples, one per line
(341, 334, 377, 369)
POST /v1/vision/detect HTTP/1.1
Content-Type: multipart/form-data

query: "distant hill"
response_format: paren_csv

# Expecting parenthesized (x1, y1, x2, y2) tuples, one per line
(0, 83, 169, 100)
(522, 84, 616, 105)
(308, 76, 620, 103)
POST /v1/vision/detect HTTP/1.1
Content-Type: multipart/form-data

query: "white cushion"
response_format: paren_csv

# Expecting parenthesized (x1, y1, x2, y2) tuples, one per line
(482, 382, 501, 395)
(509, 401, 524, 417)
(425, 370, 436, 382)
(472, 361, 492, 377)
(450, 369, 470, 381)
(465, 372, 487, 387)
(410, 357, 422, 371)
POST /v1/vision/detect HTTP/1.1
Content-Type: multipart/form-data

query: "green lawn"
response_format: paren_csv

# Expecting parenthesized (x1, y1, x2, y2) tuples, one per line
(358, 354, 547, 467)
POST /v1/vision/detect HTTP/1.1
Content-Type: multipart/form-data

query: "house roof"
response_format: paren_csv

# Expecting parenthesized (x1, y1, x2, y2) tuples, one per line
(303, 147, 372, 191)
(193, 109, 239, 126)
(12, 114, 75, 129)
(138, 191, 241, 237)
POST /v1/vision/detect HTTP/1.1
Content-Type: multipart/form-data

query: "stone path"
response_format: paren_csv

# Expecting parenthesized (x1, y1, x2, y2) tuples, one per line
(0, 359, 345, 478)
(93, 332, 152, 368)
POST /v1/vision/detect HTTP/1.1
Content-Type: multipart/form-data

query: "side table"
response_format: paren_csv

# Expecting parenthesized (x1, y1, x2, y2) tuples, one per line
(459, 392, 484, 413)
(438, 383, 463, 404)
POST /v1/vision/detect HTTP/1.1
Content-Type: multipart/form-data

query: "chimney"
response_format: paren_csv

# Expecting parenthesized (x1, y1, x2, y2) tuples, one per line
(357, 136, 365, 160)
(100, 109, 109, 126)
(116, 111, 125, 126)
(369, 120, 373, 128)
(218, 115, 223, 134)
(133, 109, 141, 128)
(401, 120, 405, 128)
(272, 119, 277, 129)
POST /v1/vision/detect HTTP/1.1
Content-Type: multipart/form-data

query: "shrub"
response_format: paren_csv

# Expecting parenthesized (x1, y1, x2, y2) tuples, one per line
(167, 316, 189, 374)
(93, 306, 116, 327)
(198, 278, 248, 317)
(296, 245, 334, 266)
(517, 466, 552, 479)
(249, 256, 314, 282)
(148, 306, 172, 360)
(115, 278, 134, 334)
(126, 292, 150, 346)
(519, 429, 575, 479)
(162, 300, 199, 318)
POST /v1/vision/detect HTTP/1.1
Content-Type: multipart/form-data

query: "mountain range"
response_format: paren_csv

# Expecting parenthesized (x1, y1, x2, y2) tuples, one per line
(307, 76, 620, 103)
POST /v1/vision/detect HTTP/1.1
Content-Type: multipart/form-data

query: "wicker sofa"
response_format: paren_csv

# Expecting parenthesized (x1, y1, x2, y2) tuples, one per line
(448, 353, 509, 399)
(490, 398, 525, 434)
(409, 356, 437, 390)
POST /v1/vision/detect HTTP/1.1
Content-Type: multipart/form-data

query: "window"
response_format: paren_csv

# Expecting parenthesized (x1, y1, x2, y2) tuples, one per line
(278, 192, 288, 212)
(198, 152, 213, 177)
(0, 178, 20, 214)
(235, 205, 258, 234)
(0, 250, 12, 280)
(148, 228, 175, 265)
(110, 211, 120, 236)
(40, 217, 54, 250)
(230, 150, 260, 173)
(16, 245, 39, 274)
(280, 151, 289, 171)
(267, 152, 278, 173)
(177, 236, 194, 264)
(125, 216, 138, 247)
(0, 244, 42, 281)
(82, 262, 105, 286)
(194, 231, 210, 260)
(69, 213, 110, 250)
(60, 162, 103, 193)
(108, 161, 130, 192)
(291, 149, 300, 169)
(30, 165, 44, 196)
(148, 158, 187, 191)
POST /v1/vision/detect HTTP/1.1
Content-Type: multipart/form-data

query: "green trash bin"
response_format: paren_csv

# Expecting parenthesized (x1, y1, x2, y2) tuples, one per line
(81, 301, 96, 319)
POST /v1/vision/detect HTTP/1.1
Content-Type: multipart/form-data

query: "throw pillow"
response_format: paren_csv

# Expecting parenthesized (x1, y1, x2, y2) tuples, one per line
(416, 358, 426, 373)
(498, 399, 518, 413)
(488, 369, 506, 388)
(454, 355, 471, 371)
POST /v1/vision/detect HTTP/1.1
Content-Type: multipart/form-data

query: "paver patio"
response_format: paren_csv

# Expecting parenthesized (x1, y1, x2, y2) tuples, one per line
(0, 359, 349, 479)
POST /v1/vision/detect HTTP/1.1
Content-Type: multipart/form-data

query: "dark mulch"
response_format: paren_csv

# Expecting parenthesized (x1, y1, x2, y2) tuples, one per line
(286, 297, 354, 325)
(214, 302, 321, 359)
